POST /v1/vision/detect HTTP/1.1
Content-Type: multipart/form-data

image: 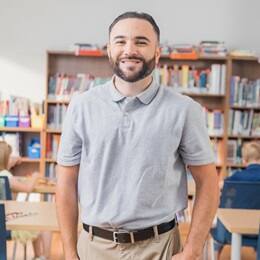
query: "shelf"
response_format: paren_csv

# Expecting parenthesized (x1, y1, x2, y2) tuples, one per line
(0, 127, 42, 133)
(46, 100, 70, 105)
(181, 92, 225, 98)
(228, 135, 260, 139)
(209, 135, 224, 139)
(45, 158, 57, 163)
(44, 51, 260, 180)
(20, 157, 41, 163)
(160, 54, 227, 61)
(46, 129, 62, 134)
(230, 56, 259, 62)
(230, 105, 260, 110)
(47, 50, 107, 57)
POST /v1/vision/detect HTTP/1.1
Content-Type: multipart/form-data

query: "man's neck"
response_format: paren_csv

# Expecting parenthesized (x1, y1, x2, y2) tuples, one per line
(113, 75, 153, 97)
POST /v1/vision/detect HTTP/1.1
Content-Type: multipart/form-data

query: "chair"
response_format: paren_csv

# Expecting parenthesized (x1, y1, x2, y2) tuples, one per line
(211, 181, 260, 258)
(0, 176, 12, 200)
(0, 176, 12, 240)
(0, 203, 7, 260)
(0, 176, 27, 260)
(257, 225, 260, 260)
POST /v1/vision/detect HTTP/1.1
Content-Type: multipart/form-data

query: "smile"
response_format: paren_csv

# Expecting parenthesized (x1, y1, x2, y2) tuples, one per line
(120, 59, 142, 64)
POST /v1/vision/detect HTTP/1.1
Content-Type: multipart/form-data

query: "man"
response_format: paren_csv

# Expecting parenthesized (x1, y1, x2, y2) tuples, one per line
(56, 11, 219, 260)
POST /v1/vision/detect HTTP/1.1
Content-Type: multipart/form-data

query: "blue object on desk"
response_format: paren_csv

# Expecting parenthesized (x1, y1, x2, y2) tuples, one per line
(27, 138, 41, 158)
(5, 115, 19, 127)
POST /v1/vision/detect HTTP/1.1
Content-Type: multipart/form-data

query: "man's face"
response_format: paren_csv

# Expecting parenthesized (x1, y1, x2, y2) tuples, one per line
(107, 18, 160, 83)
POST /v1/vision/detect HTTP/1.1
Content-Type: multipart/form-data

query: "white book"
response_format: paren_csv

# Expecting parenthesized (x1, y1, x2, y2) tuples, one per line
(220, 65, 226, 94)
(210, 64, 220, 94)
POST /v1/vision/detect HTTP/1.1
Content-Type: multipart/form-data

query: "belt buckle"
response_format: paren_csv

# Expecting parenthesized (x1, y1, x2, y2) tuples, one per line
(113, 231, 128, 244)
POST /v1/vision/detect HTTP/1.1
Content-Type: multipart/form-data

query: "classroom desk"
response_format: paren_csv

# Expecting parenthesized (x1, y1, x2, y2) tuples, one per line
(15, 177, 56, 194)
(217, 208, 260, 260)
(1, 200, 59, 231)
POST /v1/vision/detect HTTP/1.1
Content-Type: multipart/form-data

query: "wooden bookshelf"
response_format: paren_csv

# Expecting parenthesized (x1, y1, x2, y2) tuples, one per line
(0, 127, 42, 133)
(0, 126, 45, 176)
(226, 56, 260, 174)
(2, 52, 259, 180)
(43, 51, 230, 179)
(20, 157, 41, 163)
(38, 52, 257, 179)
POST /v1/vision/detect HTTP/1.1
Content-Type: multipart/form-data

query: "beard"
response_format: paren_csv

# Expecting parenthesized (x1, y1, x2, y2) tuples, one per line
(110, 55, 156, 83)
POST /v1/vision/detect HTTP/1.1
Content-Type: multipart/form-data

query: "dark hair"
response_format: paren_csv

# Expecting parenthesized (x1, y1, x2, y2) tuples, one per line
(109, 11, 160, 41)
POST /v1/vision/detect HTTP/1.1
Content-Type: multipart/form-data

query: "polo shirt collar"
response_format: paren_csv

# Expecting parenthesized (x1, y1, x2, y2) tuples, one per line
(109, 76, 159, 105)
(136, 79, 159, 105)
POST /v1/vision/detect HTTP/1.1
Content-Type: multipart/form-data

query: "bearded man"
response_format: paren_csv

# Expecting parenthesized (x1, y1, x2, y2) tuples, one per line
(56, 11, 219, 260)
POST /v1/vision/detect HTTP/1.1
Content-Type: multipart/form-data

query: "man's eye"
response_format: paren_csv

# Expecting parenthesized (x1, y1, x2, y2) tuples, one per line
(115, 41, 125, 45)
(136, 41, 147, 45)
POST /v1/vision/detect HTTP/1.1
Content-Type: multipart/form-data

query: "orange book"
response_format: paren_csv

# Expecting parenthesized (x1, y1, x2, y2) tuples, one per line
(170, 50, 198, 60)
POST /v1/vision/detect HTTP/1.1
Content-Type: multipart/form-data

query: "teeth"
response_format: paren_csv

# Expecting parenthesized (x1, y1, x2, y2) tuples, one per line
(121, 60, 140, 64)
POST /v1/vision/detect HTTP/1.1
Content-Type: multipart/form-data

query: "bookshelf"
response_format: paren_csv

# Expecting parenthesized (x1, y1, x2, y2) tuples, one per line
(43, 51, 231, 179)
(226, 56, 260, 176)
(0, 127, 44, 177)
(3, 51, 258, 179)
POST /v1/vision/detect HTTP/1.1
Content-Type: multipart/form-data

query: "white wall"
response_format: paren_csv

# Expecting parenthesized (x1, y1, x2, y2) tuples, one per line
(0, 0, 259, 102)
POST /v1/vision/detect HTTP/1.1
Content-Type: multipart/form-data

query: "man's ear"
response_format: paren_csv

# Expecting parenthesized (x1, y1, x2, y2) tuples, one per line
(107, 43, 111, 61)
(155, 46, 161, 65)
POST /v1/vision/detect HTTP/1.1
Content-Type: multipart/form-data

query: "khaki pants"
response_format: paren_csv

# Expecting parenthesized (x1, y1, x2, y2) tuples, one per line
(77, 225, 182, 260)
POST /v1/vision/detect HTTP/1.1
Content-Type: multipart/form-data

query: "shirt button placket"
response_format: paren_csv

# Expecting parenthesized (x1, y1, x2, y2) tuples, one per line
(122, 112, 131, 128)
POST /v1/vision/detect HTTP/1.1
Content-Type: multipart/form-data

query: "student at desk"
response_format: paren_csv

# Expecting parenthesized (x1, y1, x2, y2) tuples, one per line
(215, 141, 260, 259)
(0, 141, 51, 260)
(227, 141, 260, 182)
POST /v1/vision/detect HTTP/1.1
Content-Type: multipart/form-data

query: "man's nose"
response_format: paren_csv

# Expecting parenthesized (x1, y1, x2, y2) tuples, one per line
(123, 41, 138, 56)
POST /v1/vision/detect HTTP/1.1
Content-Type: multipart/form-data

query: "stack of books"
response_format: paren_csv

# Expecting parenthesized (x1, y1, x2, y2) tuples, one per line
(199, 41, 227, 57)
(48, 74, 110, 101)
(230, 77, 260, 107)
(169, 44, 198, 60)
(154, 63, 226, 94)
(0, 96, 43, 128)
(73, 43, 104, 56)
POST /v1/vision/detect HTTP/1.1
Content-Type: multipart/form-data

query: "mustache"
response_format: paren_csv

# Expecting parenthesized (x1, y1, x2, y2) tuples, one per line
(118, 56, 145, 62)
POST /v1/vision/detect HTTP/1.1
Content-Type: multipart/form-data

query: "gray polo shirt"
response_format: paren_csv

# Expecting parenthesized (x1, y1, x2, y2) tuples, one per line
(57, 78, 215, 230)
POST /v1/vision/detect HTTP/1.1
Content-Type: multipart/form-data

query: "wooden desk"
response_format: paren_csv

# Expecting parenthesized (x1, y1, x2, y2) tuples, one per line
(1, 200, 59, 231)
(217, 208, 260, 260)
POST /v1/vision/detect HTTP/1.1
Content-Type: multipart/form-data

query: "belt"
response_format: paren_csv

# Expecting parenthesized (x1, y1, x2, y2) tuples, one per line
(83, 218, 176, 244)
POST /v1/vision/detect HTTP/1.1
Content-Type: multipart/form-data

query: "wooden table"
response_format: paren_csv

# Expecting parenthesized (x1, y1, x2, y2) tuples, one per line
(217, 208, 260, 260)
(1, 200, 59, 231)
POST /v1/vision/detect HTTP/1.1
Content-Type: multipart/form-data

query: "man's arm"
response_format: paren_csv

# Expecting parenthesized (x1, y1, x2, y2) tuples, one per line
(173, 163, 220, 260)
(56, 164, 79, 260)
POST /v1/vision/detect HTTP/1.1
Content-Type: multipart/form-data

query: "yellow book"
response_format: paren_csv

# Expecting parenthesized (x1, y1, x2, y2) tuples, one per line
(181, 65, 189, 88)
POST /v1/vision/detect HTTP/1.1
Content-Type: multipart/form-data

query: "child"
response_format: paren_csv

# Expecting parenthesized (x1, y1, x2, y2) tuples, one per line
(227, 141, 260, 181)
(215, 141, 260, 259)
(0, 140, 51, 260)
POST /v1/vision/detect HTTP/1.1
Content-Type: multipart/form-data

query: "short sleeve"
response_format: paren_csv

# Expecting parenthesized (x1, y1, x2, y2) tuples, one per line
(179, 99, 215, 165)
(57, 97, 82, 166)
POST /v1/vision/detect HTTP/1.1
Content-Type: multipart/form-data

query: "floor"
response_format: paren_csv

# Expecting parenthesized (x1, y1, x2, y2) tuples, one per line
(7, 225, 256, 260)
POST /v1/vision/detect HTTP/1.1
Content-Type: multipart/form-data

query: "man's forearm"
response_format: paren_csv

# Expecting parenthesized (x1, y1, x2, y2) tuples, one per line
(56, 165, 79, 260)
(184, 165, 220, 258)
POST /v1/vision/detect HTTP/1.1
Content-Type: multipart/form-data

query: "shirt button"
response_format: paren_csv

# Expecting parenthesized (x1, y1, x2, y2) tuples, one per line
(122, 113, 130, 128)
